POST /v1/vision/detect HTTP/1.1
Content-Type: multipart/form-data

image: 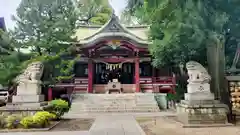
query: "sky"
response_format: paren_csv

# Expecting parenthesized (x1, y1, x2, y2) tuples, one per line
(0, 0, 127, 30)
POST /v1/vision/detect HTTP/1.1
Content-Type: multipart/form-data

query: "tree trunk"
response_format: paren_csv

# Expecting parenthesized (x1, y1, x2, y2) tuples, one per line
(207, 41, 232, 121)
(207, 44, 220, 99)
(218, 42, 232, 114)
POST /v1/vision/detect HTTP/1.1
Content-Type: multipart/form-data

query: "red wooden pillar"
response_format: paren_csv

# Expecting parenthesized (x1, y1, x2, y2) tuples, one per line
(152, 66, 156, 92)
(135, 58, 140, 92)
(48, 87, 52, 101)
(88, 59, 93, 93)
(152, 67, 156, 82)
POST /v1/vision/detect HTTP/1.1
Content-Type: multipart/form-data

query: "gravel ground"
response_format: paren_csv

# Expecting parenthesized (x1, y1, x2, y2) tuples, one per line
(137, 117, 240, 135)
(51, 119, 94, 131)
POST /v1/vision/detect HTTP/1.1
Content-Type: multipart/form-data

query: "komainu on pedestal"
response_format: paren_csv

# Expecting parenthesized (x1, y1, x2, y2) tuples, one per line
(176, 61, 230, 127)
(8, 61, 47, 108)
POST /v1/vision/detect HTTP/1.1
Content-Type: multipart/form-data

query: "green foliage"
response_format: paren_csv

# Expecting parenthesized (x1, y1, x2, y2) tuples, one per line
(0, 30, 31, 86)
(13, 0, 77, 55)
(89, 7, 112, 25)
(8, 0, 83, 85)
(46, 99, 69, 118)
(20, 116, 34, 128)
(0, 112, 56, 129)
(0, 115, 5, 128)
(34, 111, 57, 120)
(0, 0, 112, 86)
(5, 115, 22, 129)
(124, 0, 240, 68)
(20, 111, 56, 128)
(75, 0, 111, 25)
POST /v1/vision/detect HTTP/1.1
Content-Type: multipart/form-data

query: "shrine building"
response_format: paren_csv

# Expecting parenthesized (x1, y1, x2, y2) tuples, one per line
(58, 14, 176, 94)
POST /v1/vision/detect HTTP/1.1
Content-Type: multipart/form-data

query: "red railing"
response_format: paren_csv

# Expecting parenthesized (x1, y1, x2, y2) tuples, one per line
(54, 76, 176, 94)
(74, 77, 88, 91)
(140, 76, 176, 93)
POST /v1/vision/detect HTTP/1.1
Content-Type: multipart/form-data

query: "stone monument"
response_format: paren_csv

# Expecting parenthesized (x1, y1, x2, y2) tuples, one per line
(176, 61, 230, 126)
(8, 61, 46, 108)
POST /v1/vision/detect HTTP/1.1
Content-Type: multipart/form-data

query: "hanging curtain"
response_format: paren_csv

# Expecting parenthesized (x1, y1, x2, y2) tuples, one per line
(123, 64, 126, 72)
(128, 64, 131, 73)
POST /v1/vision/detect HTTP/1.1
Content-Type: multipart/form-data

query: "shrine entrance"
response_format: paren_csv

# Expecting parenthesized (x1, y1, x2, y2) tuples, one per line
(94, 62, 134, 84)
(69, 13, 176, 94)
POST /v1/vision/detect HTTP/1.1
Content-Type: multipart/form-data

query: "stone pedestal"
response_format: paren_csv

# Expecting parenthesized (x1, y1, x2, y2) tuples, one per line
(177, 101, 229, 126)
(9, 81, 45, 108)
(176, 61, 231, 127)
(177, 90, 230, 126)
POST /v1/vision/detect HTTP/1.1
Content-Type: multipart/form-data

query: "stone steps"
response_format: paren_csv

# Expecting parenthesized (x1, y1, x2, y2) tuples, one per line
(69, 109, 159, 113)
(69, 106, 159, 112)
(71, 103, 158, 107)
(67, 94, 160, 114)
(70, 105, 159, 109)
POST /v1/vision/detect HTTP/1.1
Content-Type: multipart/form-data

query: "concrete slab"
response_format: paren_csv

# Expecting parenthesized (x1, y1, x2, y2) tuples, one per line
(89, 115, 145, 135)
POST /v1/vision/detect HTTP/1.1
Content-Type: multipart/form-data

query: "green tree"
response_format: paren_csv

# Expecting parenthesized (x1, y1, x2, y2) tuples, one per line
(12, 0, 79, 84)
(12, 0, 77, 55)
(75, 0, 112, 25)
(124, 0, 240, 107)
(0, 30, 30, 86)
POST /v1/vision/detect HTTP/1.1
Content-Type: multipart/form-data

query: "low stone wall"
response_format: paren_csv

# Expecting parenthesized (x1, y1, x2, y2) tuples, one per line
(177, 103, 228, 124)
(0, 104, 49, 116)
(0, 107, 41, 116)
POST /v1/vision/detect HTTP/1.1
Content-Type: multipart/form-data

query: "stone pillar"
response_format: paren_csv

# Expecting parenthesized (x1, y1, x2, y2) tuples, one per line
(48, 87, 52, 101)
(88, 59, 93, 93)
(135, 58, 140, 92)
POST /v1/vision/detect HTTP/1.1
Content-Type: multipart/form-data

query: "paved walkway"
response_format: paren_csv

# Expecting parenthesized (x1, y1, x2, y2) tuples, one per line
(89, 115, 145, 135)
(64, 111, 177, 118)
(0, 131, 89, 135)
(0, 115, 145, 135)
(1, 112, 240, 135)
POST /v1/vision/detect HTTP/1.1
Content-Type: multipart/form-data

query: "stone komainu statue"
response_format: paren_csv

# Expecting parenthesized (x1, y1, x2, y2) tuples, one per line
(186, 61, 211, 83)
(16, 61, 44, 84)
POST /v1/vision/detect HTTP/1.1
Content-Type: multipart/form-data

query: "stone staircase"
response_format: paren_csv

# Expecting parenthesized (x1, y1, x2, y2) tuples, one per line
(67, 93, 160, 114)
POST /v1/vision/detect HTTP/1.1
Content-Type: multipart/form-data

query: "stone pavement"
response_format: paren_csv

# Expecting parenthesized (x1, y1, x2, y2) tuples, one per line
(89, 115, 145, 135)
(1, 112, 240, 135)
(63, 111, 177, 118)
(0, 131, 89, 135)
(0, 115, 145, 135)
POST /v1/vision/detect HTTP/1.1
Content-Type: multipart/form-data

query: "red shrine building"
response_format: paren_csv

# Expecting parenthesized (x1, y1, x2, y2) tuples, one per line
(56, 14, 176, 94)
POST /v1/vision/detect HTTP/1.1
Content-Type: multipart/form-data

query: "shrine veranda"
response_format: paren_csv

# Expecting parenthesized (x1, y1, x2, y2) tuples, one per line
(48, 14, 176, 98)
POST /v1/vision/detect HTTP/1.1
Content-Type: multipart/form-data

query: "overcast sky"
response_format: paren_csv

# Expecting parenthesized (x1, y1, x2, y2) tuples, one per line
(0, 0, 127, 30)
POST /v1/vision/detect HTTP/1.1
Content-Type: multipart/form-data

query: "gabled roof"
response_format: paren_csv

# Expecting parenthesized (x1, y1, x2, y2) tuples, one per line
(74, 14, 150, 47)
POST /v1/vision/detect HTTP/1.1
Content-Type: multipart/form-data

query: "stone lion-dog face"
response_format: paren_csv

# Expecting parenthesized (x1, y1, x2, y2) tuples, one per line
(17, 61, 44, 83)
(186, 61, 211, 83)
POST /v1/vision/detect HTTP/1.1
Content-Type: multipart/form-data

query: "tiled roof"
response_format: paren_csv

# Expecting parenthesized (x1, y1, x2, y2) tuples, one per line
(73, 14, 150, 47)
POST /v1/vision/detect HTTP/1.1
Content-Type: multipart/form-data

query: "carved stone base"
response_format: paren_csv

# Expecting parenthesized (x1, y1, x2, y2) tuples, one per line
(12, 95, 44, 103)
(184, 91, 214, 101)
(180, 100, 220, 105)
(176, 100, 230, 127)
(17, 82, 42, 95)
(187, 83, 210, 93)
